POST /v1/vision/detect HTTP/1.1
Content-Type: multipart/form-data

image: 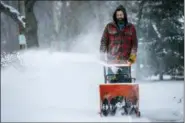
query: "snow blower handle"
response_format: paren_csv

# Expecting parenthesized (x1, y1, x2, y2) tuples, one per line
(99, 53, 108, 83)
(103, 66, 107, 84)
(103, 64, 131, 84)
(105, 64, 131, 67)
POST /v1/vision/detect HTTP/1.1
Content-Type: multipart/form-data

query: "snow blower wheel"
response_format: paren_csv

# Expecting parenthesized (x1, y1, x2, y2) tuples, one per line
(101, 98, 110, 116)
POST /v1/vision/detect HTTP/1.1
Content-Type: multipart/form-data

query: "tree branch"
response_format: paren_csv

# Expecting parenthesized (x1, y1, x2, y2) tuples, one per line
(151, 22, 161, 39)
(0, 1, 26, 31)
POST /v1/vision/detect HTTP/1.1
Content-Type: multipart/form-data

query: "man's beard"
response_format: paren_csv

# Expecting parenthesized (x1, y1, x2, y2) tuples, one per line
(117, 18, 124, 24)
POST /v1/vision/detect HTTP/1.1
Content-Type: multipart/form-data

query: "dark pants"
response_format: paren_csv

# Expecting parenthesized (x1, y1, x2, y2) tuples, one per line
(106, 66, 132, 83)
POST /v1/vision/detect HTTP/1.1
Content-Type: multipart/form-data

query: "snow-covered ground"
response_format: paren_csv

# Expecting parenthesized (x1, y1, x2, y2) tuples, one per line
(1, 50, 184, 122)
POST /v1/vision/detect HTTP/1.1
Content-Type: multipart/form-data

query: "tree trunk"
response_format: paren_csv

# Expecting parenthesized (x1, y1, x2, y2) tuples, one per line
(25, 10, 38, 48)
(159, 72, 163, 80)
(25, 1, 39, 48)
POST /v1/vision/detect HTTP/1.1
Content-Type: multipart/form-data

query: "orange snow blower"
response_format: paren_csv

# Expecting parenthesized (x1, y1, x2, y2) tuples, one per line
(99, 64, 141, 117)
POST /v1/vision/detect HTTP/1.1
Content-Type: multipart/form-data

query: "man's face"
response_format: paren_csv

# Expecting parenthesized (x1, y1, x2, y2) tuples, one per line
(116, 10, 124, 21)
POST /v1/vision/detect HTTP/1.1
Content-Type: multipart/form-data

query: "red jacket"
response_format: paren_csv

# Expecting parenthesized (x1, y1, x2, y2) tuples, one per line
(100, 6, 138, 64)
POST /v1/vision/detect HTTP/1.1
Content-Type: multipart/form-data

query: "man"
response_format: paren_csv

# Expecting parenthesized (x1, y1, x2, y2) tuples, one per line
(100, 5, 138, 83)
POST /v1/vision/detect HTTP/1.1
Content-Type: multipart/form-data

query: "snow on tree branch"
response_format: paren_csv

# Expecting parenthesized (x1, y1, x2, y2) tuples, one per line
(0, 1, 26, 29)
(152, 22, 161, 38)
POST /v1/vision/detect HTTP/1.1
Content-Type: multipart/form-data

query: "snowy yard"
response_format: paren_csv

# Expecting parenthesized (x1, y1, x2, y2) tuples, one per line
(1, 51, 184, 122)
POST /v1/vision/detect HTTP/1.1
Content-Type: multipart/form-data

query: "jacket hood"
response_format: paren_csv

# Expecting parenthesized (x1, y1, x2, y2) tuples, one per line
(113, 5, 128, 27)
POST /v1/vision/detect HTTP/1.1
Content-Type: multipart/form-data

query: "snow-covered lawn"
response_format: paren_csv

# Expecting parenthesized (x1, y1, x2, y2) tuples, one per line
(1, 50, 184, 122)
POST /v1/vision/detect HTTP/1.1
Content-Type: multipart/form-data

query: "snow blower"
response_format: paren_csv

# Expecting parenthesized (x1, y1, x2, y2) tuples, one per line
(99, 64, 141, 117)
